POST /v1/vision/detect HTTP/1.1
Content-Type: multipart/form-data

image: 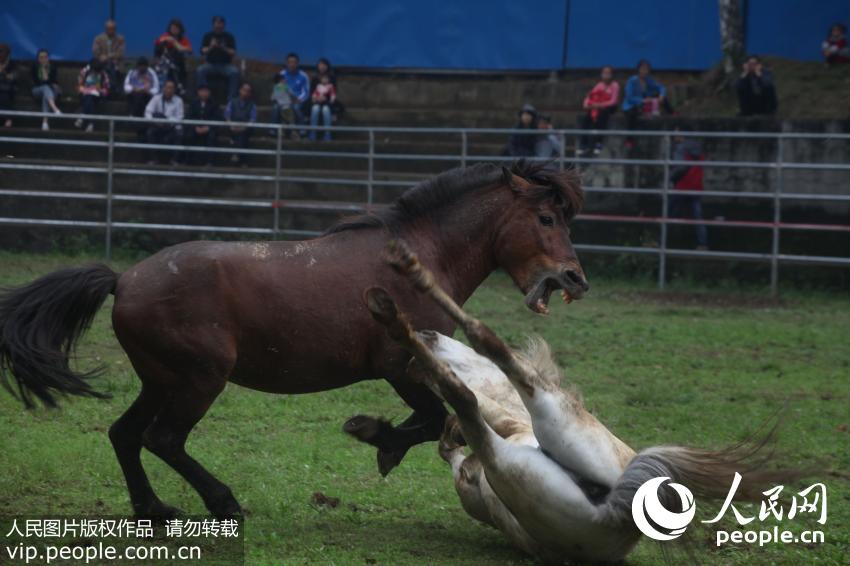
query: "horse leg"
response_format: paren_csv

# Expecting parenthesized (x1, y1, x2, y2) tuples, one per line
(438, 415, 493, 526)
(142, 378, 241, 518)
(108, 384, 181, 518)
(344, 351, 448, 476)
(344, 387, 447, 476)
(385, 241, 635, 486)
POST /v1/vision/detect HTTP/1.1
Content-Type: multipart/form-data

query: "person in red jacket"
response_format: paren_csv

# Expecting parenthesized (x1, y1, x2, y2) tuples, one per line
(154, 19, 192, 92)
(577, 66, 620, 156)
(822, 23, 849, 65)
(669, 126, 708, 250)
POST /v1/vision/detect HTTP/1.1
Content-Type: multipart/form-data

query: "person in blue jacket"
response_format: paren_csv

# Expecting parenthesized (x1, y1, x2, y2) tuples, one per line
(622, 59, 673, 148)
(279, 53, 310, 133)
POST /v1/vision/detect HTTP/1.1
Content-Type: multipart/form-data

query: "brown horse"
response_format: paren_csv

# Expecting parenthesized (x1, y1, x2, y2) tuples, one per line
(0, 161, 587, 518)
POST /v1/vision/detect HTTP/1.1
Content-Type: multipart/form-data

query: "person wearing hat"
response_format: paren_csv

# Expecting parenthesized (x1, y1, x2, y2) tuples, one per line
(503, 103, 540, 157)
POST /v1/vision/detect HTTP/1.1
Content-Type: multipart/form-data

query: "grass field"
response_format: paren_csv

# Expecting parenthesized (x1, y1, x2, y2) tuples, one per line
(1, 250, 848, 565)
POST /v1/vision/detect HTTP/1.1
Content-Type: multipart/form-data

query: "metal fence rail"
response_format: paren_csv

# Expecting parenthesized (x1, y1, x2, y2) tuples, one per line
(1, 109, 849, 293)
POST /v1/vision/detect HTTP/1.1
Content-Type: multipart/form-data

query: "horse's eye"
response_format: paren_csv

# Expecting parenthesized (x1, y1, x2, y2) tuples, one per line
(539, 215, 554, 227)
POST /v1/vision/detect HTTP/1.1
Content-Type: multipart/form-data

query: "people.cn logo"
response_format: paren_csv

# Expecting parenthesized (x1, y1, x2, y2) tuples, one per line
(631, 477, 696, 541)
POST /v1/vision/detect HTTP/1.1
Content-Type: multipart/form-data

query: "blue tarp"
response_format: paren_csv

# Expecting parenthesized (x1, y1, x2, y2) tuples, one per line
(1, 1, 848, 69)
(564, 0, 722, 69)
(746, 0, 850, 62)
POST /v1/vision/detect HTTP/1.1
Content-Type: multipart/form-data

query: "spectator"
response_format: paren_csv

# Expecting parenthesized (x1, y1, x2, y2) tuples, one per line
(577, 65, 620, 156)
(144, 79, 183, 165)
(279, 53, 310, 132)
(309, 73, 336, 141)
(154, 19, 191, 92)
(196, 15, 240, 101)
(184, 84, 220, 166)
(669, 126, 708, 250)
(270, 74, 295, 138)
(0, 43, 16, 128)
(535, 115, 563, 158)
(152, 48, 181, 96)
(735, 55, 777, 116)
(75, 58, 109, 132)
(30, 49, 62, 131)
(92, 19, 125, 92)
(622, 60, 673, 148)
(311, 57, 344, 121)
(124, 57, 159, 140)
(224, 82, 256, 165)
(822, 23, 849, 65)
(502, 103, 539, 157)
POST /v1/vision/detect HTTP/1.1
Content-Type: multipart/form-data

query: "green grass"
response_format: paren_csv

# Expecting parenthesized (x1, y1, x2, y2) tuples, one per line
(1, 250, 848, 565)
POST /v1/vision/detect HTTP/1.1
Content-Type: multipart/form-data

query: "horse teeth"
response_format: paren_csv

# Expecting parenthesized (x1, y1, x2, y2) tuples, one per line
(561, 290, 573, 304)
(536, 299, 549, 315)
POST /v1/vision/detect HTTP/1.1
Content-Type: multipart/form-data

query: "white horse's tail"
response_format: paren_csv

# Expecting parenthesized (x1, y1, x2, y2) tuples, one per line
(600, 423, 811, 530)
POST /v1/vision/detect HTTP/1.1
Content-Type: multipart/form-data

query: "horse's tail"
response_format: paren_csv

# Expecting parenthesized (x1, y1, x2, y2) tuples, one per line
(600, 422, 810, 531)
(0, 264, 118, 408)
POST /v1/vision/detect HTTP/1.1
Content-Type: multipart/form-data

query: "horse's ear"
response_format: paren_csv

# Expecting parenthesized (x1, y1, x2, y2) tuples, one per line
(502, 167, 534, 193)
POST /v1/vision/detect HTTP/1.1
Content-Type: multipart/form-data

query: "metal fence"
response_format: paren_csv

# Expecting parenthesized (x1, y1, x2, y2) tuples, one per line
(1, 109, 849, 294)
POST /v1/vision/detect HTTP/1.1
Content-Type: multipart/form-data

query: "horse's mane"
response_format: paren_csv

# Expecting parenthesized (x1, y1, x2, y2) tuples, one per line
(324, 160, 584, 235)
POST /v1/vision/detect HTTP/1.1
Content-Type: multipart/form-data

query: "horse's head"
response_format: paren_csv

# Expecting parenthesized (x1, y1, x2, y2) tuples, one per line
(493, 165, 588, 315)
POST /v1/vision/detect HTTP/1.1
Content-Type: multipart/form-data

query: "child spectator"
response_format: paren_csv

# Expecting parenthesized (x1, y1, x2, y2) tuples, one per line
(309, 74, 336, 141)
(577, 66, 620, 156)
(502, 103, 539, 157)
(124, 57, 159, 120)
(152, 48, 181, 96)
(30, 49, 62, 131)
(280, 53, 310, 131)
(196, 16, 240, 101)
(669, 126, 708, 250)
(224, 82, 257, 165)
(76, 59, 110, 132)
(154, 19, 191, 91)
(312, 58, 344, 121)
(822, 23, 849, 65)
(270, 75, 295, 137)
(735, 55, 777, 116)
(622, 60, 673, 148)
(184, 85, 220, 166)
(535, 115, 563, 158)
(144, 79, 184, 165)
(0, 44, 16, 128)
(92, 19, 125, 93)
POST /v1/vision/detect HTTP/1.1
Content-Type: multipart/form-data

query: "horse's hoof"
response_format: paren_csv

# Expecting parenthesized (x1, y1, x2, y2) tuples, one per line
(377, 449, 406, 477)
(211, 504, 244, 520)
(343, 415, 381, 442)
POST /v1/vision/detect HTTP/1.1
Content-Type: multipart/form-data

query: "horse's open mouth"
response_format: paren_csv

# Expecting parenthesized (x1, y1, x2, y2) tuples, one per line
(524, 273, 587, 315)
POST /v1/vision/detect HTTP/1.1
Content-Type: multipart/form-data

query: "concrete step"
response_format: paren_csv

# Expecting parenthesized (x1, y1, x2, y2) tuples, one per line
(14, 61, 699, 113)
(1, 125, 535, 177)
(12, 98, 586, 129)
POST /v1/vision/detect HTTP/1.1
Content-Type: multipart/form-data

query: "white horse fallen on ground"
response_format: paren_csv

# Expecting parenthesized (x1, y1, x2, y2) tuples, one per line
(365, 241, 803, 563)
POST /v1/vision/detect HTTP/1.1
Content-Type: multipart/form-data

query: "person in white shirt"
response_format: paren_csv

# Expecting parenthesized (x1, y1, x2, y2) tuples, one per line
(144, 79, 183, 165)
(124, 57, 160, 118)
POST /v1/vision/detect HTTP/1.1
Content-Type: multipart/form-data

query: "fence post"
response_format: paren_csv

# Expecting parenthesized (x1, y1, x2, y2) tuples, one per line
(770, 137, 784, 295)
(658, 132, 671, 290)
(367, 129, 375, 211)
(105, 118, 115, 261)
(273, 125, 283, 238)
(559, 130, 566, 171)
(460, 130, 468, 168)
